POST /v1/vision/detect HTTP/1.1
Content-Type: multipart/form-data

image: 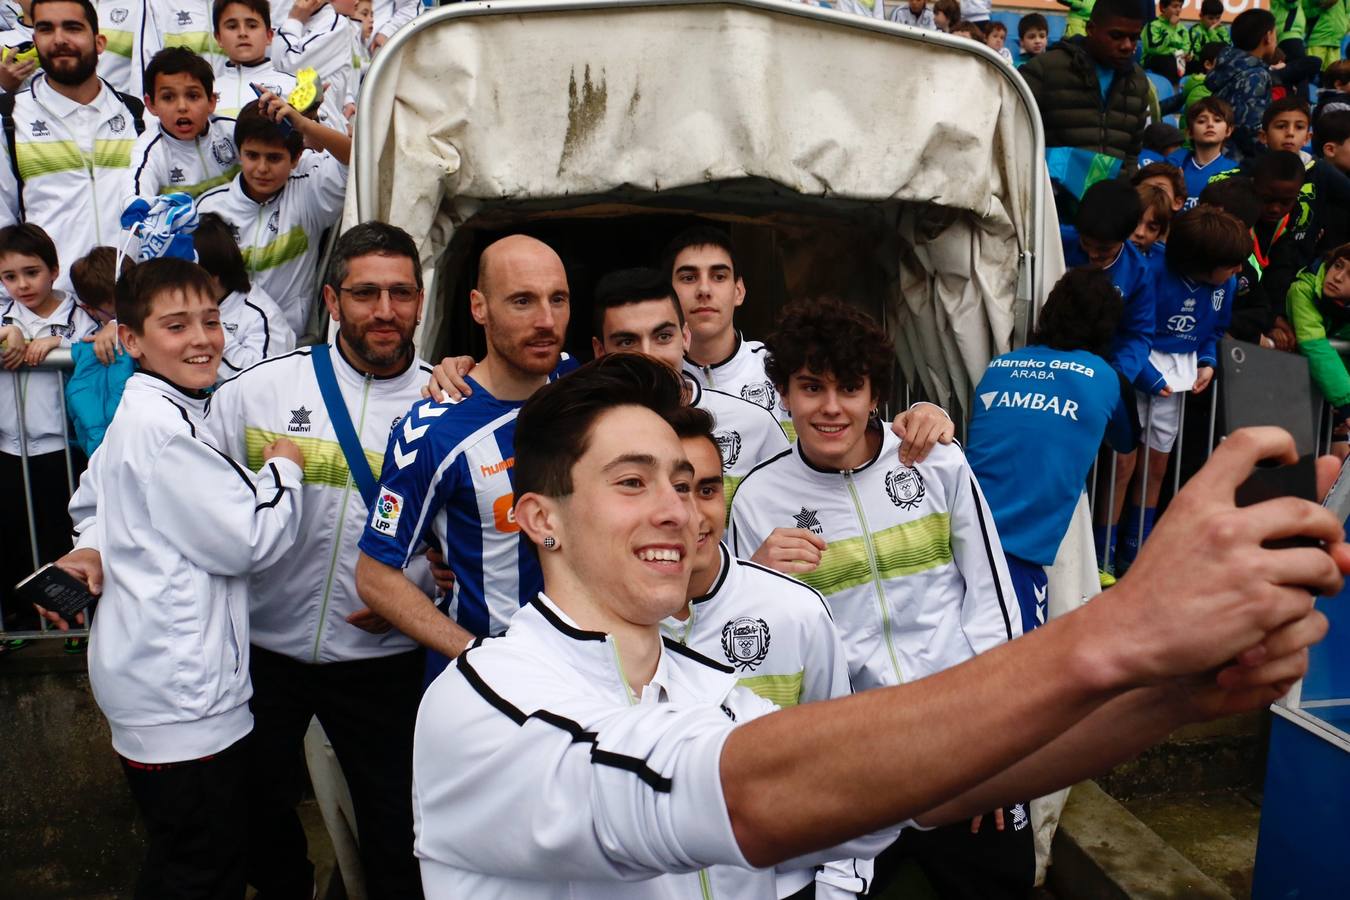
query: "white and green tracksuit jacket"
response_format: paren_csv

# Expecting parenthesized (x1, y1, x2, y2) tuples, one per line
(194, 150, 346, 334)
(685, 376, 790, 508)
(129, 116, 238, 200)
(0, 76, 138, 270)
(683, 333, 794, 439)
(213, 60, 297, 120)
(730, 427, 1021, 692)
(96, 0, 151, 96)
(202, 340, 436, 663)
(149, 0, 226, 73)
(660, 542, 869, 899)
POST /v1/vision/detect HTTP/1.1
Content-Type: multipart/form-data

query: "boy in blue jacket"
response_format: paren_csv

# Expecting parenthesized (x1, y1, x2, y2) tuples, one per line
(1117, 204, 1250, 565)
(1061, 179, 1160, 387)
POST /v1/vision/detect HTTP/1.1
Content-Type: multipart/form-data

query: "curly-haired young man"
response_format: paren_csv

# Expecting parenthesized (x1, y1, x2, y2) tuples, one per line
(728, 298, 1033, 898)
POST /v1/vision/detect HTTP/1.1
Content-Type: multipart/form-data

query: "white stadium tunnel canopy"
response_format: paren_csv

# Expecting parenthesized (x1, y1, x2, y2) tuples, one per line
(350, 0, 1065, 415)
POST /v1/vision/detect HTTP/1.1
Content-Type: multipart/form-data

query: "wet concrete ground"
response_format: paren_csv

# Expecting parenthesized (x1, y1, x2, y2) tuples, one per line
(1123, 788, 1262, 899)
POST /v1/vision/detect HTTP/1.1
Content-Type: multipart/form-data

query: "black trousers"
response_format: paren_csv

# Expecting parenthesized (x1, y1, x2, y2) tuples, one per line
(0, 450, 81, 630)
(872, 802, 1037, 900)
(120, 737, 249, 900)
(246, 645, 426, 900)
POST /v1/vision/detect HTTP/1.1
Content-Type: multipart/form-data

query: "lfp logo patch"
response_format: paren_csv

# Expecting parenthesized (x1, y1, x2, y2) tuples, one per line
(372, 489, 403, 535)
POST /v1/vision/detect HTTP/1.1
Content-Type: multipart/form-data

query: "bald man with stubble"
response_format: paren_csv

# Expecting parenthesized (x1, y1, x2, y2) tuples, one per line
(356, 234, 579, 683)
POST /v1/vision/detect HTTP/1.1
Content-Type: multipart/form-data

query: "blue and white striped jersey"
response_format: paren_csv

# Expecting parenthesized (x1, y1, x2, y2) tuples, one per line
(358, 360, 577, 640)
(358, 378, 535, 639)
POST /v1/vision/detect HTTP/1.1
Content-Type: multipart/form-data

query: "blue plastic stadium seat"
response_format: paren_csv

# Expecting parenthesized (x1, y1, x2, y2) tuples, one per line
(1146, 70, 1176, 101)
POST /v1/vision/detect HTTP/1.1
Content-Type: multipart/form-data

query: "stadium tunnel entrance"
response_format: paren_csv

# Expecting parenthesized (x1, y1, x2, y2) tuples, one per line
(422, 180, 918, 412)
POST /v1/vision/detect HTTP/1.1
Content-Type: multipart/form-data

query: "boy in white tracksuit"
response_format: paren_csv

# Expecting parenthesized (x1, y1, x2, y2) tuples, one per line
(192, 209, 293, 376)
(194, 91, 349, 335)
(67, 224, 434, 896)
(62, 257, 303, 895)
(130, 48, 239, 200)
(729, 299, 1032, 900)
(211, 0, 297, 118)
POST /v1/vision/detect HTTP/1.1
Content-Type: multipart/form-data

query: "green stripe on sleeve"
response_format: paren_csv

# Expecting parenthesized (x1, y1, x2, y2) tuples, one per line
(736, 671, 805, 707)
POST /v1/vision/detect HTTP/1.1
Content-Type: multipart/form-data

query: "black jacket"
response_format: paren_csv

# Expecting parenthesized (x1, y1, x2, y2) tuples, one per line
(1020, 37, 1152, 164)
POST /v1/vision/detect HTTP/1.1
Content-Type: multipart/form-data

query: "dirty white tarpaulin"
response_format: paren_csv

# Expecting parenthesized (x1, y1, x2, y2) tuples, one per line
(351, 0, 1065, 405)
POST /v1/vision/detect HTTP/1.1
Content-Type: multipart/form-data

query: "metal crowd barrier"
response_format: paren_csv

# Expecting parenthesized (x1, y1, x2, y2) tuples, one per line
(3, 347, 88, 643)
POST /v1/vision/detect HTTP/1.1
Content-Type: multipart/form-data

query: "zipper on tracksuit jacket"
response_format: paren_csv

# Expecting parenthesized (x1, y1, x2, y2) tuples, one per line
(311, 373, 372, 662)
(844, 470, 906, 685)
(609, 633, 716, 898)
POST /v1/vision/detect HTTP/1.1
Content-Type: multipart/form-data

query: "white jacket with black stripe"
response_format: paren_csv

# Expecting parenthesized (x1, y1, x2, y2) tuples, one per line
(217, 286, 295, 377)
(414, 595, 902, 899)
(70, 372, 303, 763)
(729, 427, 1021, 693)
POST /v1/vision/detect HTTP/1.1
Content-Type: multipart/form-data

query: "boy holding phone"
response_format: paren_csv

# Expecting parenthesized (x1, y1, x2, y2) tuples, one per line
(49, 258, 305, 895)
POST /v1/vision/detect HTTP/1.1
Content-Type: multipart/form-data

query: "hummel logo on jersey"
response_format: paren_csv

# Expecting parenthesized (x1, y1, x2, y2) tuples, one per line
(267, 210, 281, 234)
(793, 507, 823, 535)
(176, 10, 193, 25)
(110, 7, 128, 22)
(714, 429, 741, 470)
(169, 166, 186, 184)
(1010, 803, 1029, 831)
(288, 405, 312, 433)
(721, 617, 771, 671)
(885, 467, 925, 509)
(979, 390, 1080, 420)
(223, 321, 238, 334)
(740, 381, 777, 411)
(30, 120, 48, 137)
(109, 114, 126, 134)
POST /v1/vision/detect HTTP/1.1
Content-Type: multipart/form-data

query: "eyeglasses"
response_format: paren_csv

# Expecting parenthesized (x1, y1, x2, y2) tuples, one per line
(338, 284, 420, 303)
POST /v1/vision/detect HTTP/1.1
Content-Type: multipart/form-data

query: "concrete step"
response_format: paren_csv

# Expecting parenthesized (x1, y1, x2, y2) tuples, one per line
(1050, 781, 1234, 900)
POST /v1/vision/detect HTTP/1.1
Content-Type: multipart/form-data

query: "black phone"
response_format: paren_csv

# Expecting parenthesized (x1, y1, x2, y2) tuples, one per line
(1218, 337, 1319, 519)
(13, 563, 95, 622)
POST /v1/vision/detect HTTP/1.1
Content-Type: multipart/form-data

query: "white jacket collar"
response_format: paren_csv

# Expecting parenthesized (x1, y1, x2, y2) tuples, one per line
(513, 594, 735, 705)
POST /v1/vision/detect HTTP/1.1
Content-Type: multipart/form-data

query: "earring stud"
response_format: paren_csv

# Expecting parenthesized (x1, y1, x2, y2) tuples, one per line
(543, 536, 557, 550)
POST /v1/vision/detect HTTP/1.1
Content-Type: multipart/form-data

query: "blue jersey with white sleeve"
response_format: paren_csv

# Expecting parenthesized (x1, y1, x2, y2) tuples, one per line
(1137, 150, 1237, 205)
(1137, 268, 1235, 391)
(966, 346, 1136, 566)
(1062, 226, 1159, 385)
(358, 377, 539, 639)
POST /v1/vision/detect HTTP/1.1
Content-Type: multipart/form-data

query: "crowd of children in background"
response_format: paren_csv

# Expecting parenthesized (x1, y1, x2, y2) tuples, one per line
(0, 0, 378, 640)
